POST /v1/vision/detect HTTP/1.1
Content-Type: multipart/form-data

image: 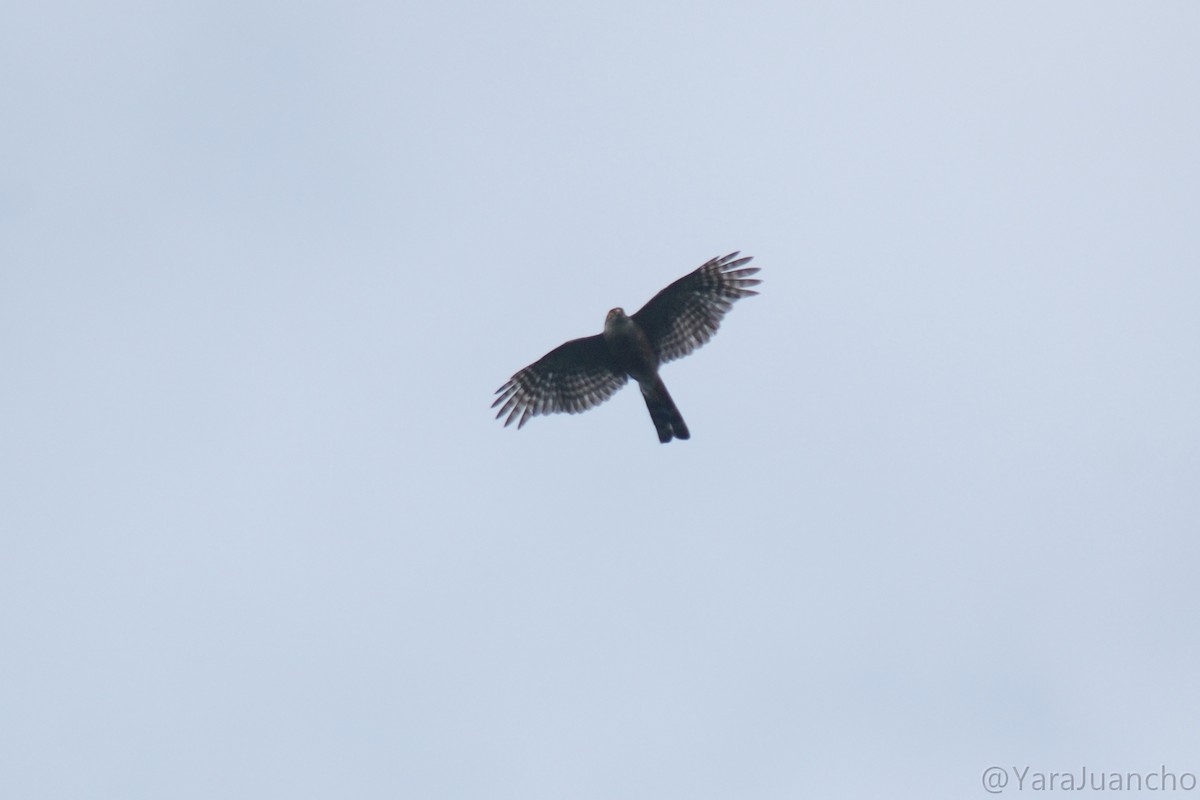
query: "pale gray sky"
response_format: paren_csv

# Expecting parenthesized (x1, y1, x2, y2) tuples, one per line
(2, 2, 1198, 798)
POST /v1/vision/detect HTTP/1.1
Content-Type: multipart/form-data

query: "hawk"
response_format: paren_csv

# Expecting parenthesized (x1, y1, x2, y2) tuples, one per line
(493, 252, 761, 443)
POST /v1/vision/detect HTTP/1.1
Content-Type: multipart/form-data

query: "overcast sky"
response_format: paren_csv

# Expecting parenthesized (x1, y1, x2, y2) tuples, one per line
(2, 2, 1198, 798)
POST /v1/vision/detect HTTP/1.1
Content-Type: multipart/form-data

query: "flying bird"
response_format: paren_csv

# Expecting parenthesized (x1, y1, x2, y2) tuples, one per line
(493, 252, 761, 443)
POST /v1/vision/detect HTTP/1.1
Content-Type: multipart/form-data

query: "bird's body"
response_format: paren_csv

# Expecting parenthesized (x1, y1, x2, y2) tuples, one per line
(602, 308, 689, 442)
(493, 252, 760, 443)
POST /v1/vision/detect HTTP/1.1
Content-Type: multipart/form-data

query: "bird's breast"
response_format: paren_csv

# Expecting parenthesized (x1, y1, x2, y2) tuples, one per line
(603, 315, 659, 382)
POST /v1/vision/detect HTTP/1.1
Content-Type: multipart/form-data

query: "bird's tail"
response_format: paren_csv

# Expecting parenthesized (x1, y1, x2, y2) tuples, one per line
(641, 377, 690, 443)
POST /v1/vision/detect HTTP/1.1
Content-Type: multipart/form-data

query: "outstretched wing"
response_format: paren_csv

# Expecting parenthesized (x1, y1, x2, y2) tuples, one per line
(493, 334, 629, 429)
(631, 252, 761, 364)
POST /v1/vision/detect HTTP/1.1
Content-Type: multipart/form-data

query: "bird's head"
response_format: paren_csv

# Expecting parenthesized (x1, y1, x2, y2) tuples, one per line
(605, 307, 629, 334)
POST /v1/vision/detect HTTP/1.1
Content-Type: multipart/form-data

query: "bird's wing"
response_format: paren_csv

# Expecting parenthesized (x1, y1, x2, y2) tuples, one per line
(493, 334, 628, 428)
(631, 252, 761, 364)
